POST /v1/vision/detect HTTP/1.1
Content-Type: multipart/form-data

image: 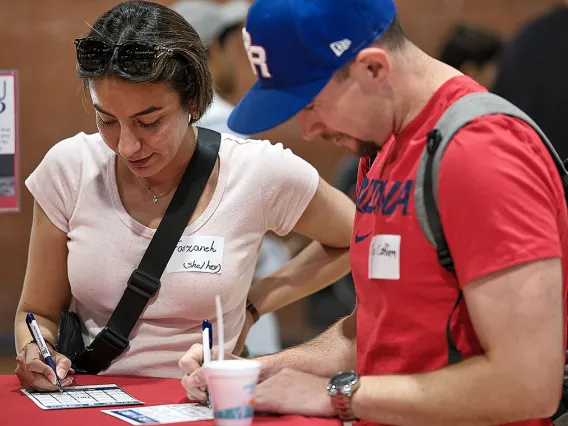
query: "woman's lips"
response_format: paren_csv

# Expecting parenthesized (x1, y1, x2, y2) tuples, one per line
(128, 154, 152, 168)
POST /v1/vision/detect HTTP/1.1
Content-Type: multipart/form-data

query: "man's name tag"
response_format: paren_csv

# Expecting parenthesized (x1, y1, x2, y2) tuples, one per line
(369, 234, 401, 280)
(166, 236, 224, 274)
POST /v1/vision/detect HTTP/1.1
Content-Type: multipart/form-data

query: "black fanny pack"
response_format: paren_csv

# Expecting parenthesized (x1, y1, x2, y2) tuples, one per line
(56, 128, 221, 374)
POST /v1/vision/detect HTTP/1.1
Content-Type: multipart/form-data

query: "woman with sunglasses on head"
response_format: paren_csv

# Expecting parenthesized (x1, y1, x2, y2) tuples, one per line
(14, 0, 354, 391)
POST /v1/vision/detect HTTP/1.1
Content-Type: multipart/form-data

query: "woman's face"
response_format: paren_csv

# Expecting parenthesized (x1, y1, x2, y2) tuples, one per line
(88, 77, 191, 178)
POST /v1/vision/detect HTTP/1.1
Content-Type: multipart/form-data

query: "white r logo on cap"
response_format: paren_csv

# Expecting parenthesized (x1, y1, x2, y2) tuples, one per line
(242, 28, 272, 79)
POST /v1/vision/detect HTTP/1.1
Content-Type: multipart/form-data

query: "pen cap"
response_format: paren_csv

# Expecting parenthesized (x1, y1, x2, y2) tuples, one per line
(202, 319, 213, 348)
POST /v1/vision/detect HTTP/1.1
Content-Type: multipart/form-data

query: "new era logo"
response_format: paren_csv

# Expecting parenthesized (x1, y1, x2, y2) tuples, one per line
(330, 39, 352, 57)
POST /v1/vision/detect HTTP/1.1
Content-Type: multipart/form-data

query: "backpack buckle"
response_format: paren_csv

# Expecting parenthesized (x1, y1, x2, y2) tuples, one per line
(437, 247, 455, 273)
(427, 129, 442, 154)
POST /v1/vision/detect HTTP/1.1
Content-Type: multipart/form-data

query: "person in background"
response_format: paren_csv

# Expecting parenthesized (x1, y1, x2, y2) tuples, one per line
(492, 4, 568, 161)
(14, 0, 355, 391)
(172, 0, 286, 357)
(172, 0, 253, 136)
(439, 24, 504, 89)
(181, 0, 568, 424)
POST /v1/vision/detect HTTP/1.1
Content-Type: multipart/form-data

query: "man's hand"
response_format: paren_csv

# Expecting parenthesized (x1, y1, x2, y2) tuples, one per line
(233, 310, 255, 356)
(179, 344, 243, 402)
(254, 368, 335, 418)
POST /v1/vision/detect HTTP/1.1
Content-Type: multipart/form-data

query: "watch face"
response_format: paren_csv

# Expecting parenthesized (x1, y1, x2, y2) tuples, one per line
(332, 371, 357, 387)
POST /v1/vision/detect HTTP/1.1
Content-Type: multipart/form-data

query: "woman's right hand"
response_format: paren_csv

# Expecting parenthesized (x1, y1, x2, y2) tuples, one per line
(15, 343, 74, 391)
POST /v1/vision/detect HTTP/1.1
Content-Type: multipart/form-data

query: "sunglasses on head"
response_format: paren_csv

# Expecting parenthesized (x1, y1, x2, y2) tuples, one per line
(74, 37, 174, 76)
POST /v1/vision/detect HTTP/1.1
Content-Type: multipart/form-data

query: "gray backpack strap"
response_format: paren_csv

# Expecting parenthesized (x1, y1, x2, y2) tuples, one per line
(416, 91, 567, 263)
(414, 91, 568, 366)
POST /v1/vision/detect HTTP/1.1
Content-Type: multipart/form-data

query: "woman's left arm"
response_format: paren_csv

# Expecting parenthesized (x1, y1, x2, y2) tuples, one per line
(244, 176, 354, 328)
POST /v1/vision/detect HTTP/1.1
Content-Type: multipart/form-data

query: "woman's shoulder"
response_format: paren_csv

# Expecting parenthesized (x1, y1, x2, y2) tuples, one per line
(45, 131, 105, 156)
(219, 132, 317, 180)
(219, 132, 271, 149)
(43, 132, 110, 168)
(219, 132, 299, 160)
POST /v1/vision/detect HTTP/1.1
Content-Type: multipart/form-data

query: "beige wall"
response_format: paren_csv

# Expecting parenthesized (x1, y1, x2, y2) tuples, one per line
(0, 0, 562, 346)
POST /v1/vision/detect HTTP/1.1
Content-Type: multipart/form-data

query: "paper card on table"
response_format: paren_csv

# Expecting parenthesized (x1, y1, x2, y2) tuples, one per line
(22, 384, 143, 410)
(165, 236, 224, 274)
(103, 403, 214, 425)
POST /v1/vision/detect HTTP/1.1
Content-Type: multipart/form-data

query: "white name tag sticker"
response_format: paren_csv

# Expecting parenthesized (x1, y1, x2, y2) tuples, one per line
(369, 234, 401, 280)
(166, 236, 224, 274)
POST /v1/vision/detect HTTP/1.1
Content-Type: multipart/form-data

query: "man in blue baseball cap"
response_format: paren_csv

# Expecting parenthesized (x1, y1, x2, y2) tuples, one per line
(181, 0, 568, 424)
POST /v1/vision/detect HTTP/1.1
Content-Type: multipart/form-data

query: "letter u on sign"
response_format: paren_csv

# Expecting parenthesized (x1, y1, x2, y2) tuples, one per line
(0, 81, 6, 114)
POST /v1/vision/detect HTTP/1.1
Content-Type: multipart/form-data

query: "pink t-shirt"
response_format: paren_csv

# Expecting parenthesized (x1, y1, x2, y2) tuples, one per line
(25, 132, 319, 378)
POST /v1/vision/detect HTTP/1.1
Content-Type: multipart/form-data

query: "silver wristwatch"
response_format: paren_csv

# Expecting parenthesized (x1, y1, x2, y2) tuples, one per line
(327, 370, 360, 424)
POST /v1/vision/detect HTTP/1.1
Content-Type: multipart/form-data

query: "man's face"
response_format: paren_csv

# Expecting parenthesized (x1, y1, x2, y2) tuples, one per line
(297, 65, 394, 157)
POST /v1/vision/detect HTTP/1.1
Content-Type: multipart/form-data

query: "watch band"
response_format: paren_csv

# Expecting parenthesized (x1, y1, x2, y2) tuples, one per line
(22, 338, 57, 353)
(246, 299, 260, 323)
(331, 393, 358, 423)
(327, 371, 360, 423)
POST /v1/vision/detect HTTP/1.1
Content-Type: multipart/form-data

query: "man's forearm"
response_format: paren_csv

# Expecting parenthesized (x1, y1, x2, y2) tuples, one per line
(259, 311, 356, 379)
(352, 354, 561, 426)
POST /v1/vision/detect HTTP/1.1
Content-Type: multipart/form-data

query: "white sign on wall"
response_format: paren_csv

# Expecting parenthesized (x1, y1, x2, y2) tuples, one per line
(0, 70, 18, 212)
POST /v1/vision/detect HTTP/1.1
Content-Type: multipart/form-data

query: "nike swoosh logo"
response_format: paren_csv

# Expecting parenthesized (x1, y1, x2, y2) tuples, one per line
(354, 231, 372, 244)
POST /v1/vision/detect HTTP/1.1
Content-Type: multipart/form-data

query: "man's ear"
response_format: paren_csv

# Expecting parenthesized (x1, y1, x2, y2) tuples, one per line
(353, 46, 391, 83)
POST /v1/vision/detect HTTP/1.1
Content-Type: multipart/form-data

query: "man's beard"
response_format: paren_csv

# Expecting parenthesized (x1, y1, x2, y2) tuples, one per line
(356, 140, 381, 158)
(322, 132, 381, 158)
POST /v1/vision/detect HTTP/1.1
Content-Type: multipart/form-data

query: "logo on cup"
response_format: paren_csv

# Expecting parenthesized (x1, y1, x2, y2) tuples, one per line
(214, 383, 256, 419)
(215, 405, 254, 419)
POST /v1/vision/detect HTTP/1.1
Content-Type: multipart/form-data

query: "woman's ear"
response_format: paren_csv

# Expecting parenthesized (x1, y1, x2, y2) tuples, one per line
(186, 101, 199, 124)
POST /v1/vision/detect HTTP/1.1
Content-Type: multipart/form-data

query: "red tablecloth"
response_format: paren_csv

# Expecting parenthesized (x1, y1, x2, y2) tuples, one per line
(0, 374, 341, 426)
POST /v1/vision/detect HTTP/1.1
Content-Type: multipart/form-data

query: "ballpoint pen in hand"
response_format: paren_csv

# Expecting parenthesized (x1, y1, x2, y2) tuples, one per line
(202, 319, 213, 408)
(26, 313, 63, 393)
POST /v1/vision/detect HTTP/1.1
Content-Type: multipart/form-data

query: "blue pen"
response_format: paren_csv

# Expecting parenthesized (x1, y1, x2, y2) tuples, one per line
(202, 319, 213, 408)
(26, 313, 63, 393)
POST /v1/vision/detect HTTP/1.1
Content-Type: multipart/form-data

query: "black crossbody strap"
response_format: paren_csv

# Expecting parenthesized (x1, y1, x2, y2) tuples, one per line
(73, 128, 221, 374)
(137, 128, 222, 278)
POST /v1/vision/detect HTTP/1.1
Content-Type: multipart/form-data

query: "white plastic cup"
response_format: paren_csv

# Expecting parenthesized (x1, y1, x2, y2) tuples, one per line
(203, 359, 261, 426)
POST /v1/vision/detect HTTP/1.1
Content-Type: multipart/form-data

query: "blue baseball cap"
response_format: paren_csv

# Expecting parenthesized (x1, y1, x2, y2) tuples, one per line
(227, 0, 397, 134)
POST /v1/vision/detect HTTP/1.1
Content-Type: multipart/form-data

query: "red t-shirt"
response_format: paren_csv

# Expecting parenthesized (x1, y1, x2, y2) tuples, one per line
(352, 76, 568, 426)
